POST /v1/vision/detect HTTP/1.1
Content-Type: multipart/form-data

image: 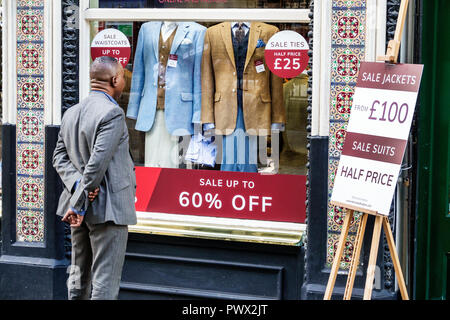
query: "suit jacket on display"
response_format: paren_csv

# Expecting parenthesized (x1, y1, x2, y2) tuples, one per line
(127, 21, 207, 136)
(53, 91, 137, 226)
(201, 22, 286, 136)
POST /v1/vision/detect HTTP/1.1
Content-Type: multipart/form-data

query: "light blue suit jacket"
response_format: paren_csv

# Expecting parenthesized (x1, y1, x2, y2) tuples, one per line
(127, 21, 206, 136)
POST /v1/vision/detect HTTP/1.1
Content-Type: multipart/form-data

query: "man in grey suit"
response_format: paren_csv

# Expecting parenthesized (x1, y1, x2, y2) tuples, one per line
(53, 56, 137, 300)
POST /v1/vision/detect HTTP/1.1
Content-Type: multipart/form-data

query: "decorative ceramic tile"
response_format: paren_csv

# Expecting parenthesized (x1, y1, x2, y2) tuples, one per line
(17, 8, 44, 42)
(17, 0, 44, 8)
(327, 202, 361, 234)
(332, 8, 366, 47)
(17, 176, 45, 210)
(17, 42, 44, 76)
(16, 1, 45, 243)
(332, 0, 366, 9)
(330, 84, 354, 121)
(17, 143, 45, 176)
(328, 158, 339, 191)
(329, 121, 348, 159)
(16, 210, 44, 242)
(17, 110, 45, 143)
(330, 46, 363, 84)
(17, 76, 44, 108)
(326, 232, 358, 270)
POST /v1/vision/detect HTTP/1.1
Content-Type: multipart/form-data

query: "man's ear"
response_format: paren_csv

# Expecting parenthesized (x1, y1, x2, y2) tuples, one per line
(111, 76, 118, 88)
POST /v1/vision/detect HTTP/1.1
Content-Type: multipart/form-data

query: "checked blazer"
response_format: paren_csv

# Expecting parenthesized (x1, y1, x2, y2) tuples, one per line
(201, 22, 285, 136)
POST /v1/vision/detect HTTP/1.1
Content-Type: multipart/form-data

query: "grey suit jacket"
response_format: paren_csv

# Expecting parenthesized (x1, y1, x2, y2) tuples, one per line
(53, 91, 137, 225)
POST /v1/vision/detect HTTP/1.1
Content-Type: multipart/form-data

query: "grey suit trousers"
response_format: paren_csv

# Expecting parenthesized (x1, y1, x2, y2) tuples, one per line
(67, 221, 128, 300)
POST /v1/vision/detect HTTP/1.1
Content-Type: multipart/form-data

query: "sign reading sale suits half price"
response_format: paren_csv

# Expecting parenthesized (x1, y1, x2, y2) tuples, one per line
(264, 30, 309, 78)
(91, 28, 131, 68)
(331, 62, 423, 216)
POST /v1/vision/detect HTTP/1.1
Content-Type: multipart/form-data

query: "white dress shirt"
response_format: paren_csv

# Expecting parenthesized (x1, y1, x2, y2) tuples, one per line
(161, 21, 178, 42)
(185, 133, 217, 167)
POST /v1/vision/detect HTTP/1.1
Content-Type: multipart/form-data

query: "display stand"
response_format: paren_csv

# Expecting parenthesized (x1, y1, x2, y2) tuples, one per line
(323, 202, 409, 300)
(323, 0, 411, 300)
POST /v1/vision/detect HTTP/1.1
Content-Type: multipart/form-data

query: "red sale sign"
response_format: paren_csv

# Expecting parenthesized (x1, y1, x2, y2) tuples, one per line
(264, 30, 309, 78)
(135, 167, 306, 223)
(91, 28, 131, 68)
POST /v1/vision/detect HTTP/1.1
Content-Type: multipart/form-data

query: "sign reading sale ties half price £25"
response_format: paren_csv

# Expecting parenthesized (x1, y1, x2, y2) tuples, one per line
(331, 62, 423, 216)
(264, 30, 309, 78)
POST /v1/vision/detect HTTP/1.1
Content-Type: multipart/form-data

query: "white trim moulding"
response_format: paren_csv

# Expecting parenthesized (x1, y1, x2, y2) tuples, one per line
(52, 0, 62, 126)
(44, 0, 53, 126)
(3, 0, 17, 124)
(318, 0, 331, 137)
(83, 8, 311, 23)
(311, 0, 321, 136)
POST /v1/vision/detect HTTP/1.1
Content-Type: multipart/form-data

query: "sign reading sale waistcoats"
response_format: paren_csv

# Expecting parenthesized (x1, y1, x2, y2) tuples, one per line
(331, 62, 423, 216)
(91, 28, 131, 68)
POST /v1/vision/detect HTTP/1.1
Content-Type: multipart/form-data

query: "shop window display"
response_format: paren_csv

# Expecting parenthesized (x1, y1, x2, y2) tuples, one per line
(90, 19, 309, 175)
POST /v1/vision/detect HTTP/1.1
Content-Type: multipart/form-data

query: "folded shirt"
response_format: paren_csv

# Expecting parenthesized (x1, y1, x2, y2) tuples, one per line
(185, 133, 217, 167)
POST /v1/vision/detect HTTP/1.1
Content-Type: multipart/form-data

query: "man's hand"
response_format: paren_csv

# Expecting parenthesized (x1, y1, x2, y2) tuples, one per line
(88, 187, 100, 202)
(62, 187, 98, 227)
(62, 209, 85, 227)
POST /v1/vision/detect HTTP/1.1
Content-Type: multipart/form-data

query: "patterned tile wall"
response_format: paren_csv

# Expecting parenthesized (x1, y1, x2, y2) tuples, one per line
(16, 0, 45, 242)
(327, 0, 367, 269)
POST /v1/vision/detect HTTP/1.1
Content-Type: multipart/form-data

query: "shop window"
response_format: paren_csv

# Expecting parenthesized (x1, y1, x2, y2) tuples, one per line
(82, 1, 311, 232)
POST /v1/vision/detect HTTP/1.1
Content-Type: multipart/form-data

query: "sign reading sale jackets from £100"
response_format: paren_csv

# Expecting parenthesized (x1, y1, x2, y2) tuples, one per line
(331, 62, 423, 216)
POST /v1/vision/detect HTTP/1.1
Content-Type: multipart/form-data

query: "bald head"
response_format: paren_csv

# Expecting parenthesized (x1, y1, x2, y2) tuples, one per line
(90, 56, 126, 100)
(90, 56, 122, 82)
